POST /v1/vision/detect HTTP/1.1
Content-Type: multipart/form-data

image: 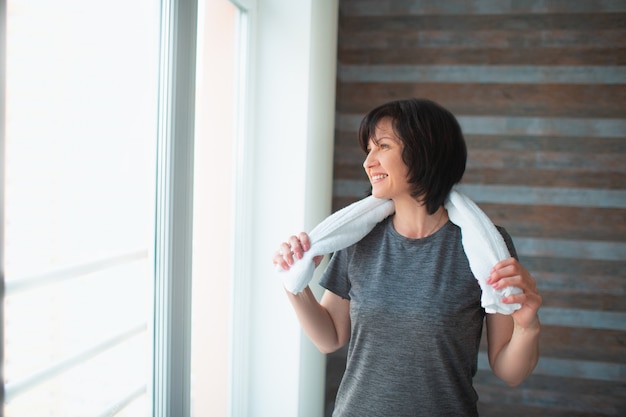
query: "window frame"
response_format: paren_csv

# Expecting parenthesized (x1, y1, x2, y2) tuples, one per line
(227, 1, 256, 416)
(0, 0, 7, 407)
(151, 0, 198, 416)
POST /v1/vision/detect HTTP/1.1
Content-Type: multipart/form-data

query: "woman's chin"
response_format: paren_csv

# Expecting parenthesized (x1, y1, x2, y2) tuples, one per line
(371, 190, 387, 199)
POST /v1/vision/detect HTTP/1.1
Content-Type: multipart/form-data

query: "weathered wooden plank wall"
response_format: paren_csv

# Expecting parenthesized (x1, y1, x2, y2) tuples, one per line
(326, 1, 626, 416)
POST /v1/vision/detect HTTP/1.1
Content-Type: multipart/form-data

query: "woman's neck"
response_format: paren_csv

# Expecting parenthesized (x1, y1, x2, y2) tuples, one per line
(391, 197, 448, 239)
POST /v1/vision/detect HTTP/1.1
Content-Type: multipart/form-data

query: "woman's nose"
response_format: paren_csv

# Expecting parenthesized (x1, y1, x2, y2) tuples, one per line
(362, 155, 370, 169)
(363, 151, 377, 169)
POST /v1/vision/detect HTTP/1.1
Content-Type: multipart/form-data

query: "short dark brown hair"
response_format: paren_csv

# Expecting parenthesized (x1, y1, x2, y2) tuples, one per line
(358, 98, 467, 214)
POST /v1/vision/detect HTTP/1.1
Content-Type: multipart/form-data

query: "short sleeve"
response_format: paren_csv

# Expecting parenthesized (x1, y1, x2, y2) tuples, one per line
(496, 225, 518, 260)
(318, 248, 352, 300)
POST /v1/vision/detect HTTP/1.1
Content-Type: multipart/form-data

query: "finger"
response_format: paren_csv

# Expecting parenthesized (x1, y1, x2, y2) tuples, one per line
(502, 286, 540, 309)
(502, 292, 527, 305)
(488, 263, 515, 279)
(280, 241, 296, 265)
(288, 235, 305, 260)
(490, 257, 516, 272)
(487, 264, 519, 285)
(493, 274, 537, 294)
(273, 251, 290, 270)
(490, 258, 525, 283)
(299, 232, 312, 251)
(522, 273, 538, 293)
(495, 268, 537, 293)
(504, 291, 542, 312)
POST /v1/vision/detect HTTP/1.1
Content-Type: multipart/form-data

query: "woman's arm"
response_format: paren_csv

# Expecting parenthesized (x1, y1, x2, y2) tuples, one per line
(486, 313, 540, 386)
(286, 287, 351, 354)
(274, 232, 351, 354)
(486, 257, 542, 386)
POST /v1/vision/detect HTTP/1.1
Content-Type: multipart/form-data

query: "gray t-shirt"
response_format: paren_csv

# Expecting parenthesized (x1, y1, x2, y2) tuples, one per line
(319, 216, 516, 417)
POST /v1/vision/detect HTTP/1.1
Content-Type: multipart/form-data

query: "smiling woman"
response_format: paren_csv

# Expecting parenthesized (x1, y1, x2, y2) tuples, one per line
(275, 98, 541, 417)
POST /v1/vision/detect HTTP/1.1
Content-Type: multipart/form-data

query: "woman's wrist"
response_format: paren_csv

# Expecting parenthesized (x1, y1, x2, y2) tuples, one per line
(514, 316, 541, 335)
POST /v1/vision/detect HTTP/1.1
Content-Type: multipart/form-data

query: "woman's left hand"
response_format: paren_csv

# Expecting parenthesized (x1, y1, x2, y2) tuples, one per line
(487, 258, 542, 329)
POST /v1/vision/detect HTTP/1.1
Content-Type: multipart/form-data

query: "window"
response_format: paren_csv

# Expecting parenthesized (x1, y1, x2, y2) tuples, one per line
(3, 0, 337, 415)
(4, 0, 251, 416)
(4, 0, 159, 415)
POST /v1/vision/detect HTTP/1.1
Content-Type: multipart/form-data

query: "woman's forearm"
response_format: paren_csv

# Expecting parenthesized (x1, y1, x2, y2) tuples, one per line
(286, 287, 347, 354)
(492, 320, 541, 387)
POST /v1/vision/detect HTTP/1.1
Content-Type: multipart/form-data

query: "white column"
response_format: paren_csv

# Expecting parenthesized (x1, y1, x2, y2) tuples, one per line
(240, 0, 338, 416)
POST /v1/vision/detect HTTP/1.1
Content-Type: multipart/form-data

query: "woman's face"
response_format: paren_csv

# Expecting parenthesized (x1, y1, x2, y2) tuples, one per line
(362, 118, 411, 200)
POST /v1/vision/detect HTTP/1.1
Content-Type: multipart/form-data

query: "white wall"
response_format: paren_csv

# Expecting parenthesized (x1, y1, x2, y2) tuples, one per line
(241, 0, 338, 416)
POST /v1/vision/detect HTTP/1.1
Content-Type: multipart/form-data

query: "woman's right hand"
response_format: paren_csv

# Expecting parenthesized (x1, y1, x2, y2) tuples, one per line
(273, 232, 323, 271)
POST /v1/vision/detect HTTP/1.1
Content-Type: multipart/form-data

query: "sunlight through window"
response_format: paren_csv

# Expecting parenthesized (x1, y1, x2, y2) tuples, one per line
(4, 1, 159, 415)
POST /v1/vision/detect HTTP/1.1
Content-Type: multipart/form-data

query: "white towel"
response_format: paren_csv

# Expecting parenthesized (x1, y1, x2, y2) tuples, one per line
(445, 190, 522, 314)
(279, 188, 522, 315)
(279, 195, 395, 294)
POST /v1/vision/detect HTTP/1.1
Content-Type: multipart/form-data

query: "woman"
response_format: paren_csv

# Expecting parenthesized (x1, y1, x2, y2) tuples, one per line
(273, 98, 541, 417)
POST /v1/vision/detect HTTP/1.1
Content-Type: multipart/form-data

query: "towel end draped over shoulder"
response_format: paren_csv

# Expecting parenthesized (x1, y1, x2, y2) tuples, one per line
(445, 190, 522, 314)
(279, 196, 395, 294)
(277, 189, 521, 315)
